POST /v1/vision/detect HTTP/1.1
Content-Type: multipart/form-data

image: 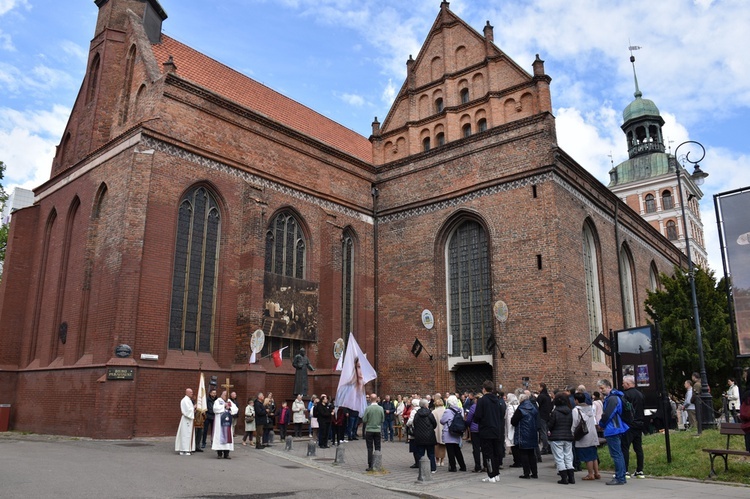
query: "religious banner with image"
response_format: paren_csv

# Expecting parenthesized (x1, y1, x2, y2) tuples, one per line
(262, 272, 319, 341)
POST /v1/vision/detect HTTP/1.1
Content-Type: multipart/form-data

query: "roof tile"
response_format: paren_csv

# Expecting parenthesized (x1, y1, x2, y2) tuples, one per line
(151, 35, 372, 163)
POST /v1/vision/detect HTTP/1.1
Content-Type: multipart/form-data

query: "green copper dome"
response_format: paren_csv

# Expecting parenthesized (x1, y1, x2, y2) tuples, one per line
(623, 92, 661, 124)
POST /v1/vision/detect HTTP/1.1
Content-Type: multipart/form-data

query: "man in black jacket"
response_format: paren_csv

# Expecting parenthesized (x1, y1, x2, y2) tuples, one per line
(537, 383, 552, 455)
(253, 393, 267, 449)
(621, 375, 645, 478)
(202, 388, 217, 449)
(473, 380, 505, 483)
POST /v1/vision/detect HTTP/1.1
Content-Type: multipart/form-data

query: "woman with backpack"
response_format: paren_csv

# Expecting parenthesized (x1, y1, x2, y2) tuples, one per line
(440, 395, 467, 472)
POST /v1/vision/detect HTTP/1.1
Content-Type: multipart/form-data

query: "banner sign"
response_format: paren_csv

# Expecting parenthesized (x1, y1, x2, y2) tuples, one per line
(716, 189, 750, 356)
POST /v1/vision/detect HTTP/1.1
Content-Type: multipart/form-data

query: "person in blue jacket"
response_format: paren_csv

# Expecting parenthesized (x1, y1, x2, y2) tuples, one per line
(597, 379, 629, 485)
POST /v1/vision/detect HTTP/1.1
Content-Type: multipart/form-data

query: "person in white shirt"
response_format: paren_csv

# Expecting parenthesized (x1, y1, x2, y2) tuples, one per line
(175, 388, 195, 455)
(724, 378, 741, 423)
(683, 380, 696, 429)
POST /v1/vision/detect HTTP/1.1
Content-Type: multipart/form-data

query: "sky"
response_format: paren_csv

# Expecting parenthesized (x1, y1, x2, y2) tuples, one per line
(1, 0, 749, 275)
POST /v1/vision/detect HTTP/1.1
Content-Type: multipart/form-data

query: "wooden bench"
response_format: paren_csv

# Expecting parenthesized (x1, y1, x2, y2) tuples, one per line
(702, 422, 750, 477)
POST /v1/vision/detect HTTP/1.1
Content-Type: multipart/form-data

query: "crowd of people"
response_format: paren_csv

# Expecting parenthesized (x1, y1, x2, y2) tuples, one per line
(173, 376, 662, 486)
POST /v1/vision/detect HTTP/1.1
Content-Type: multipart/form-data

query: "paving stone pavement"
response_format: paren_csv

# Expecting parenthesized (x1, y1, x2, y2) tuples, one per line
(255, 434, 750, 499)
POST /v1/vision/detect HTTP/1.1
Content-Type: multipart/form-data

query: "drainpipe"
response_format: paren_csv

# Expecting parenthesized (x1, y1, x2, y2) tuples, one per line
(372, 185, 380, 393)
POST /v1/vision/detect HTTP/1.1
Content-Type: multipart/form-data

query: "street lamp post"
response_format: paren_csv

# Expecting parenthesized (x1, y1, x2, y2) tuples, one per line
(673, 140, 712, 432)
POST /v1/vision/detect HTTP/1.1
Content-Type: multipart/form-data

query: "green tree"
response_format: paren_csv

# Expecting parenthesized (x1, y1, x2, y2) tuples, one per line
(644, 266, 743, 405)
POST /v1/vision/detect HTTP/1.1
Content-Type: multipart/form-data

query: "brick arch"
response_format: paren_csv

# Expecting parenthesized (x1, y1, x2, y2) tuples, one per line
(120, 44, 137, 124)
(50, 196, 81, 360)
(521, 92, 534, 114)
(472, 72, 485, 96)
(455, 46, 467, 69)
(419, 94, 430, 119)
(434, 209, 494, 260)
(28, 208, 58, 366)
(86, 52, 101, 104)
(430, 56, 444, 81)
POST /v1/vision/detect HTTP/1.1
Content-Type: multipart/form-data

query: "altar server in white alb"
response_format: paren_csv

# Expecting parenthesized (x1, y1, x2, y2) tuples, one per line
(175, 388, 195, 455)
(212, 390, 239, 459)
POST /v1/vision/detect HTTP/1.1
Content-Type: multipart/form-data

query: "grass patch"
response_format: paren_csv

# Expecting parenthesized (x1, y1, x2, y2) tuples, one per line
(596, 427, 750, 485)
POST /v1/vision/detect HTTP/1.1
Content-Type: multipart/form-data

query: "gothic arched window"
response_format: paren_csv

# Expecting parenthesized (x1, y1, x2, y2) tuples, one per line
(168, 186, 221, 352)
(265, 211, 306, 279)
(619, 244, 637, 328)
(583, 220, 604, 363)
(447, 220, 493, 357)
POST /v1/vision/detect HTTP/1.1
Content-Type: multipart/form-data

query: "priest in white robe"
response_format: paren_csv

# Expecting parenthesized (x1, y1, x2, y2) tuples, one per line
(175, 388, 195, 455)
(212, 390, 239, 459)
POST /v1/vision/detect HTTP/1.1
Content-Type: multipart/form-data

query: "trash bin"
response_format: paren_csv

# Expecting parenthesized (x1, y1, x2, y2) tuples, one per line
(0, 404, 10, 431)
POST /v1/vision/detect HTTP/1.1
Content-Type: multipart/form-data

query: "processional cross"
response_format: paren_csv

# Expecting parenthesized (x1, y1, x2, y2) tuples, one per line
(222, 377, 233, 395)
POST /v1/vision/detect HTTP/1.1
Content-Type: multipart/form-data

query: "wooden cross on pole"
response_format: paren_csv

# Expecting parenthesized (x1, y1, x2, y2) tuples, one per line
(221, 377, 233, 396)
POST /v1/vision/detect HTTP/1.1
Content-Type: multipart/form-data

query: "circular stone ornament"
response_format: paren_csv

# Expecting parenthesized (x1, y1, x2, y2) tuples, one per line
(250, 329, 265, 353)
(493, 300, 509, 323)
(421, 309, 434, 330)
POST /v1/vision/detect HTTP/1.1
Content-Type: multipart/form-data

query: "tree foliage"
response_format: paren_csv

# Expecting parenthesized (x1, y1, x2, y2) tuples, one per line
(644, 266, 746, 402)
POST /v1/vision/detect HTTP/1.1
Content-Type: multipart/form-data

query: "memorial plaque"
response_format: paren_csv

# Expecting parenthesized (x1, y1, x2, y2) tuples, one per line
(107, 368, 135, 380)
(114, 344, 132, 358)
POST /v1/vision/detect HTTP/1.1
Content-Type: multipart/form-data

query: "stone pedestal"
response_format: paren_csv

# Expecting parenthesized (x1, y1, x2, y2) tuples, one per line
(285, 436, 293, 451)
(417, 455, 432, 482)
(372, 450, 383, 471)
(334, 445, 345, 464)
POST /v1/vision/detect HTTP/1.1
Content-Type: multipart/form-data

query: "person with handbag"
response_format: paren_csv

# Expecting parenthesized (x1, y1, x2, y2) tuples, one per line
(242, 397, 255, 445)
(571, 392, 600, 480)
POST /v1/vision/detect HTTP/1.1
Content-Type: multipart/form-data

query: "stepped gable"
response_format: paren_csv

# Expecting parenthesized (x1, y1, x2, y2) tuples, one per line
(151, 34, 372, 163)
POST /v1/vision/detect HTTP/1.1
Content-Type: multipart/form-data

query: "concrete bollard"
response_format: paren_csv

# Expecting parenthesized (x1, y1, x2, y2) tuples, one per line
(285, 436, 293, 451)
(417, 455, 432, 482)
(372, 450, 383, 472)
(306, 440, 316, 456)
(334, 445, 345, 464)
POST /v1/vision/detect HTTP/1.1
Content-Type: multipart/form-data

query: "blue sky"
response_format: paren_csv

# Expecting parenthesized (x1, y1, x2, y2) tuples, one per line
(1, 0, 749, 274)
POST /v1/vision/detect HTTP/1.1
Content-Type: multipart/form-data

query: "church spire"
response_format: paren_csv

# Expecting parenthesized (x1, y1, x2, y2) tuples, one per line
(629, 44, 642, 99)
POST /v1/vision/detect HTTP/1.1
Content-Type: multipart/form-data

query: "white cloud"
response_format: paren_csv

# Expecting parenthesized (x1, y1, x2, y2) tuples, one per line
(0, 104, 69, 190)
(338, 92, 365, 107)
(0, 30, 13, 51)
(0, 62, 76, 95)
(381, 78, 396, 107)
(0, 0, 30, 17)
(59, 40, 88, 64)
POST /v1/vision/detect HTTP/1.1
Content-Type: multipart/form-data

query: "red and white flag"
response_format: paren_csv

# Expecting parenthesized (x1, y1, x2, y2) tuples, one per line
(249, 351, 257, 364)
(272, 346, 288, 367)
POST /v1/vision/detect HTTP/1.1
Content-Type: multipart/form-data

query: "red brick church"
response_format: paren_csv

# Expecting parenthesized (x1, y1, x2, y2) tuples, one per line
(0, 0, 683, 438)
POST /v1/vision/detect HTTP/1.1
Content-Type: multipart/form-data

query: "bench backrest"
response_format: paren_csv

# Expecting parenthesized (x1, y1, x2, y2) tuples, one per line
(719, 422, 746, 436)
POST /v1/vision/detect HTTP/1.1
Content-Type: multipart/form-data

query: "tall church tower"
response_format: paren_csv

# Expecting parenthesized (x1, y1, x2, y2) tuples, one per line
(608, 53, 708, 268)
